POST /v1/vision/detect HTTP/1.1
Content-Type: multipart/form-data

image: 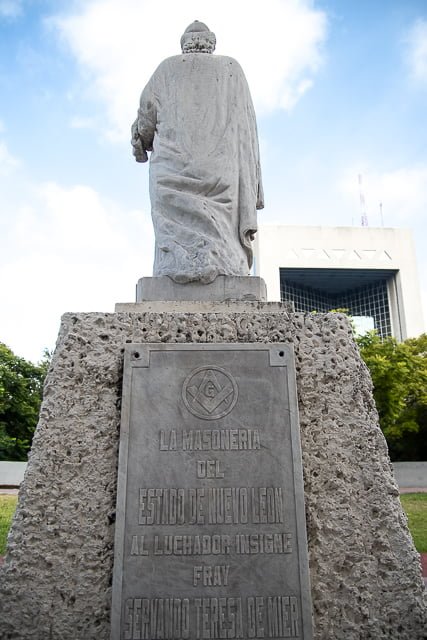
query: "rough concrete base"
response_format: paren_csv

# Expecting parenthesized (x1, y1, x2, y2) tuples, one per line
(135, 275, 267, 302)
(0, 308, 426, 640)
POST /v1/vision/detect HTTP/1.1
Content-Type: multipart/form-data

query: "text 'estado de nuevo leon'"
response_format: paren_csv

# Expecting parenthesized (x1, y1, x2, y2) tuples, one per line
(138, 487, 284, 525)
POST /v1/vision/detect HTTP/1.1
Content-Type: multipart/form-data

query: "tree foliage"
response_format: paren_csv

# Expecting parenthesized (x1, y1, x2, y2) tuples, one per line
(0, 343, 50, 461)
(356, 332, 427, 461)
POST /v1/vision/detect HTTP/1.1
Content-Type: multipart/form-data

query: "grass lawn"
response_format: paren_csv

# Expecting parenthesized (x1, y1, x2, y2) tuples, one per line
(400, 493, 427, 553)
(0, 492, 426, 557)
(0, 494, 18, 555)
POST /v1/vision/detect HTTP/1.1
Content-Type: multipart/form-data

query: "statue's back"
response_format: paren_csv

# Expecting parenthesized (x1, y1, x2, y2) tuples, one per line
(132, 22, 263, 284)
(151, 54, 250, 159)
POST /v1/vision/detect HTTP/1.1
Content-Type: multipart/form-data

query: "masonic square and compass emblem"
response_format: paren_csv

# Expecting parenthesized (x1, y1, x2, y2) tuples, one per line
(182, 365, 238, 420)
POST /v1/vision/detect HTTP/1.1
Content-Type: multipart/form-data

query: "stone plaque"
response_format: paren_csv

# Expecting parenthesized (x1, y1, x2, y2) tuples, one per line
(111, 344, 313, 640)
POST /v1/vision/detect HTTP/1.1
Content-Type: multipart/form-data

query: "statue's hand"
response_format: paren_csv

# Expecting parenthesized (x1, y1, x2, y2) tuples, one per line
(132, 140, 148, 163)
(131, 132, 148, 163)
(131, 119, 148, 162)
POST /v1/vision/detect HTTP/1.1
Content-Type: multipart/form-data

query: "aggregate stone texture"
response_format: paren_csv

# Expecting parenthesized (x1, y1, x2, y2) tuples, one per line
(0, 310, 426, 640)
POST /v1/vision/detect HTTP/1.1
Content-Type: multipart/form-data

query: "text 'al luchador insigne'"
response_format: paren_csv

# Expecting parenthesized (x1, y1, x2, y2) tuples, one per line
(129, 532, 293, 557)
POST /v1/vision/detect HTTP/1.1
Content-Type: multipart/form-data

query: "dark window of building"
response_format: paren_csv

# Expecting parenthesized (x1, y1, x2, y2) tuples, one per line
(280, 268, 394, 339)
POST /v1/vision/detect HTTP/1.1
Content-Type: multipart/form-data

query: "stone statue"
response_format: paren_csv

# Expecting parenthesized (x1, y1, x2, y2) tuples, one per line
(131, 21, 264, 284)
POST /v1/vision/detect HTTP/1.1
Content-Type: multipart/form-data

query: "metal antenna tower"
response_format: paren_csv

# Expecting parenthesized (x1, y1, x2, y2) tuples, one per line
(358, 174, 368, 226)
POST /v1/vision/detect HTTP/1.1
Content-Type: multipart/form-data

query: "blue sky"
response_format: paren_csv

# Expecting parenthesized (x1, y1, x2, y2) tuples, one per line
(1, 0, 426, 362)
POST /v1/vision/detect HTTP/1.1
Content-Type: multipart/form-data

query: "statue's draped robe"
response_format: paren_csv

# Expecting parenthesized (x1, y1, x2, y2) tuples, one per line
(135, 53, 263, 283)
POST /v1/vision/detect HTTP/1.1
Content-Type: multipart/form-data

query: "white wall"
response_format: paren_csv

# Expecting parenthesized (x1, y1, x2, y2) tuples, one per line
(0, 461, 27, 487)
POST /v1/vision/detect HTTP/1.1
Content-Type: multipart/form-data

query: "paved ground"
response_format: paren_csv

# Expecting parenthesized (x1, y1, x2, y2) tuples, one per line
(400, 487, 427, 493)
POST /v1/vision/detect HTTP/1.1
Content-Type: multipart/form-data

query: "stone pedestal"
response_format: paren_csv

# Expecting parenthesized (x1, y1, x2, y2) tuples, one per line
(136, 275, 267, 302)
(0, 306, 426, 639)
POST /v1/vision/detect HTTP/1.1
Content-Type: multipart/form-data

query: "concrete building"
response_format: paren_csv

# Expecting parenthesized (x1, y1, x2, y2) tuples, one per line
(254, 225, 424, 340)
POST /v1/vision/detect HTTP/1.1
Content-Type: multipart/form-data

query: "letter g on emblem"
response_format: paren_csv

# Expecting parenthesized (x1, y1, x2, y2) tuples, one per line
(182, 366, 238, 420)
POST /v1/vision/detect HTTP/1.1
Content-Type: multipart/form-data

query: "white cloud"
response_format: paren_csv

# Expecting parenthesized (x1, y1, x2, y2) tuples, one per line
(36, 182, 127, 252)
(69, 115, 97, 129)
(50, 0, 327, 140)
(404, 18, 427, 85)
(0, 141, 19, 175)
(338, 165, 427, 226)
(0, 179, 154, 361)
(0, 0, 22, 18)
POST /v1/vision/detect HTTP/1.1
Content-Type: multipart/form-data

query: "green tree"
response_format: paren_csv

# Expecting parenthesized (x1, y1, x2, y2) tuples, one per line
(0, 343, 50, 461)
(356, 332, 427, 461)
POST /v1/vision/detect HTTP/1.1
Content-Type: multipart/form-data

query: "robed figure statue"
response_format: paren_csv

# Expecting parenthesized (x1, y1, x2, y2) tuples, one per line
(131, 21, 264, 284)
